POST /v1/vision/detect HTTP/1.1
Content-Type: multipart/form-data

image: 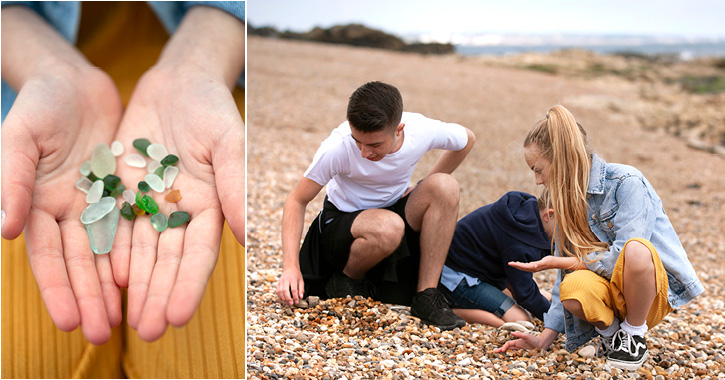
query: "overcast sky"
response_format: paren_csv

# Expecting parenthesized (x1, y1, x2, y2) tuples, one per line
(248, 0, 725, 39)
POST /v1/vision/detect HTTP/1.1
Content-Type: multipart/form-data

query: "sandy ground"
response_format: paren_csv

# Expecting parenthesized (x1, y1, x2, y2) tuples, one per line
(247, 36, 725, 379)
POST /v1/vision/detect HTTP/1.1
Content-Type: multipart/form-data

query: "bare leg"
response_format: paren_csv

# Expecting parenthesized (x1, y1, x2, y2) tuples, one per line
(344, 209, 405, 279)
(453, 309, 505, 327)
(405, 173, 460, 291)
(562, 299, 608, 330)
(621, 240, 656, 326)
(501, 304, 531, 323)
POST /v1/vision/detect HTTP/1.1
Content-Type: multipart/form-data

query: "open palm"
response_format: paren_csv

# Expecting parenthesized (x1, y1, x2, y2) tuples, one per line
(1, 67, 124, 345)
(112, 66, 244, 341)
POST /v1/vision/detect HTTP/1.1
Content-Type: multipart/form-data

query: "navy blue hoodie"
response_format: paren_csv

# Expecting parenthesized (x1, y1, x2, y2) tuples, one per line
(445, 191, 552, 320)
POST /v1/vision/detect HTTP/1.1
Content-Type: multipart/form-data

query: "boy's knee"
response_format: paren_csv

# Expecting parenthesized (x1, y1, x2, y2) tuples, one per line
(374, 215, 405, 252)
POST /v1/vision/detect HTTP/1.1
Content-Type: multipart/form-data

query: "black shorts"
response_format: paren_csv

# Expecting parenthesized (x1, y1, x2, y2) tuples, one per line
(299, 195, 421, 305)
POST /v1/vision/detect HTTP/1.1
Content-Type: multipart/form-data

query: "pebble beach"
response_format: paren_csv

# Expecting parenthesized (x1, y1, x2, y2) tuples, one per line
(247, 36, 725, 379)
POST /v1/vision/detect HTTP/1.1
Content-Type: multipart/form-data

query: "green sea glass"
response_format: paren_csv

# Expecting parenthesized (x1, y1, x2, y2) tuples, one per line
(120, 202, 136, 221)
(150, 213, 168, 232)
(160, 154, 179, 166)
(153, 166, 165, 179)
(81, 197, 116, 224)
(85, 206, 119, 254)
(136, 192, 159, 214)
(110, 184, 126, 198)
(138, 181, 151, 192)
(133, 138, 152, 157)
(103, 174, 121, 192)
(168, 211, 190, 228)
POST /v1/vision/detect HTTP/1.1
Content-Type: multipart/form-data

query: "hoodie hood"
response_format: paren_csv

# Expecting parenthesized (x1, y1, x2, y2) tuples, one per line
(490, 191, 551, 250)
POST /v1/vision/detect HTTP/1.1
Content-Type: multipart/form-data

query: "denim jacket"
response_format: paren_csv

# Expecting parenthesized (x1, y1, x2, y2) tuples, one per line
(544, 154, 704, 352)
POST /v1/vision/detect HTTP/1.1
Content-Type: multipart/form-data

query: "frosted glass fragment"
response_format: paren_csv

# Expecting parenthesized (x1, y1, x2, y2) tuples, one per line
(144, 174, 165, 192)
(124, 154, 147, 168)
(147, 143, 168, 161)
(133, 138, 151, 156)
(110, 184, 125, 198)
(160, 154, 178, 166)
(150, 213, 168, 232)
(120, 202, 135, 221)
(80, 161, 92, 176)
(165, 189, 182, 203)
(147, 160, 162, 174)
(90, 144, 116, 178)
(138, 181, 150, 192)
(163, 166, 178, 188)
(123, 189, 136, 205)
(76, 177, 93, 194)
(80, 197, 116, 224)
(86, 180, 105, 203)
(168, 211, 190, 228)
(111, 141, 124, 156)
(85, 206, 119, 254)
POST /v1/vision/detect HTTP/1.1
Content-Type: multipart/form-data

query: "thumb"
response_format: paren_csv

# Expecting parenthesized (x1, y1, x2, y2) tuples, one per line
(1, 120, 39, 239)
(212, 125, 245, 246)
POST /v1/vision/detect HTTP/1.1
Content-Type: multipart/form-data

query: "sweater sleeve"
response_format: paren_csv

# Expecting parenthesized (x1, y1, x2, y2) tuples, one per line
(502, 245, 551, 320)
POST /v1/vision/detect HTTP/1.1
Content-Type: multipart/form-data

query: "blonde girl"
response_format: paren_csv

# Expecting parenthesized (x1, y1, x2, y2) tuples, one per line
(495, 105, 703, 371)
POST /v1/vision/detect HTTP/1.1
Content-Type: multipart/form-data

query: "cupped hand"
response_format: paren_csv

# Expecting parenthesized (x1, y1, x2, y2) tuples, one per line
(112, 65, 244, 341)
(1, 66, 124, 344)
(494, 331, 542, 353)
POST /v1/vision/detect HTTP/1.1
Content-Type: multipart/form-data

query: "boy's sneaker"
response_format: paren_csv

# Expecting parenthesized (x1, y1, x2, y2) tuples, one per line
(410, 287, 466, 331)
(325, 272, 368, 299)
(606, 329, 648, 371)
(596, 335, 614, 358)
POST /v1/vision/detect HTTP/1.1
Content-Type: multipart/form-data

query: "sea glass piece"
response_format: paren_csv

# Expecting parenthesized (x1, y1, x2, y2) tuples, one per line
(103, 174, 121, 192)
(154, 166, 165, 179)
(138, 181, 151, 193)
(163, 166, 178, 188)
(165, 189, 182, 203)
(123, 189, 136, 205)
(80, 161, 92, 176)
(90, 144, 116, 178)
(147, 160, 162, 174)
(85, 206, 119, 254)
(160, 154, 178, 167)
(86, 180, 105, 203)
(150, 213, 168, 232)
(110, 184, 125, 198)
(87, 172, 99, 182)
(133, 138, 151, 156)
(76, 177, 93, 194)
(168, 211, 190, 228)
(120, 202, 135, 221)
(137, 193, 159, 214)
(147, 143, 168, 161)
(132, 204, 145, 216)
(80, 197, 116, 224)
(124, 154, 147, 168)
(111, 141, 124, 156)
(145, 174, 165, 193)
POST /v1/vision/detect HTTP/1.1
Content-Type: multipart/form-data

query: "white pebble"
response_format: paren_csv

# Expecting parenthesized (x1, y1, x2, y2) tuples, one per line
(147, 143, 168, 161)
(75, 177, 93, 193)
(501, 322, 529, 332)
(578, 344, 596, 358)
(111, 141, 124, 156)
(124, 154, 147, 168)
(144, 174, 165, 192)
(163, 166, 178, 188)
(147, 160, 162, 173)
(122, 189, 136, 205)
(86, 180, 104, 203)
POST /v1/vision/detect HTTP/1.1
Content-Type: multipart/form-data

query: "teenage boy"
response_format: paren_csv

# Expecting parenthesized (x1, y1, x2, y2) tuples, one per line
(276, 81, 475, 330)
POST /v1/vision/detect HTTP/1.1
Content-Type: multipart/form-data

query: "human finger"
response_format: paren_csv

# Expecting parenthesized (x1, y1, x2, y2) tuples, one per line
(166, 208, 222, 327)
(136, 222, 185, 342)
(59, 219, 112, 345)
(25, 208, 80, 331)
(110, 216, 133, 288)
(95, 251, 122, 328)
(212, 125, 245, 246)
(127, 215, 160, 329)
(1, 122, 39, 239)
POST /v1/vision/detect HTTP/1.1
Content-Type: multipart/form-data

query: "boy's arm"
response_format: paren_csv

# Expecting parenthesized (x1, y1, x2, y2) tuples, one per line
(276, 177, 323, 305)
(425, 128, 476, 176)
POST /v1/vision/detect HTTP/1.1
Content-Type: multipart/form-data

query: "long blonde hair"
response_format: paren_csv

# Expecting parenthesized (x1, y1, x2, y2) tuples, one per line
(524, 105, 608, 261)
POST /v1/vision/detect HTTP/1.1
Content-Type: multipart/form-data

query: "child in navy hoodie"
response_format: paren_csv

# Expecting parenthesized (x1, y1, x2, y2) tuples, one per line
(440, 190, 554, 327)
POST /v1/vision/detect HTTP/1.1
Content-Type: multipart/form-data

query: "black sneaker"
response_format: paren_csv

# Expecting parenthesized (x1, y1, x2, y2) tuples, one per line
(324, 272, 368, 299)
(606, 329, 648, 371)
(596, 335, 614, 358)
(410, 287, 466, 331)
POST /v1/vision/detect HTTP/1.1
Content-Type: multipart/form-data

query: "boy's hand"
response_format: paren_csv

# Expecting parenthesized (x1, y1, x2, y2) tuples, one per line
(277, 269, 305, 305)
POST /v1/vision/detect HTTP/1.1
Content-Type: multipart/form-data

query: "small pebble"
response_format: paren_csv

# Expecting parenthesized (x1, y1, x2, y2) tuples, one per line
(164, 166, 179, 188)
(90, 143, 116, 178)
(111, 141, 124, 156)
(80, 161, 92, 176)
(144, 174, 165, 192)
(501, 322, 529, 332)
(133, 138, 151, 157)
(150, 213, 168, 232)
(124, 154, 147, 168)
(147, 143, 168, 161)
(168, 211, 190, 228)
(120, 202, 136, 221)
(160, 154, 179, 166)
(75, 177, 93, 194)
(165, 189, 182, 203)
(123, 189, 136, 205)
(578, 345, 596, 358)
(86, 180, 105, 204)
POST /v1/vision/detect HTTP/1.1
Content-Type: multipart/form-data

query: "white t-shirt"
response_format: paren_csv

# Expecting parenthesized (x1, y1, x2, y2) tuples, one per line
(304, 112, 469, 212)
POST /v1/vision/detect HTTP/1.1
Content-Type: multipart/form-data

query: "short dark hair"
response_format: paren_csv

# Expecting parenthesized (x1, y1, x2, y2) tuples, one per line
(346, 81, 403, 133)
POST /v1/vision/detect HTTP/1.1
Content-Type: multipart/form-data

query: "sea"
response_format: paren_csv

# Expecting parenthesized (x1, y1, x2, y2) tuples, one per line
(455, 41, 725, 60)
